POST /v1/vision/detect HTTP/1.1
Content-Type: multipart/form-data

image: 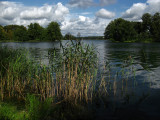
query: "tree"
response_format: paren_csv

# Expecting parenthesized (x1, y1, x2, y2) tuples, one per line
(28, 23, 44, 40)
(151, 12, 160, 42)
(64, 32, 76, 40)
(142, 13, 152, 33)
(0, 26, 7, 41)
(3, 25, 20, 40)
(46, 22, 62, 41)
(104, 20, 116, 40)
(104, 18, 137, 42)
(132, 22, 142, 34)
(14, 25, 28, 41)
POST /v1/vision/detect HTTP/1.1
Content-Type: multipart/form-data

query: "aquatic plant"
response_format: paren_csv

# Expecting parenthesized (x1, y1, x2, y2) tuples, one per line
(0, 41, 108, 104)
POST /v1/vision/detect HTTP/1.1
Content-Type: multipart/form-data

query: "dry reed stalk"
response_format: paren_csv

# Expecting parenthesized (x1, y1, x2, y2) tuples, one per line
(113, 80, 117, 96)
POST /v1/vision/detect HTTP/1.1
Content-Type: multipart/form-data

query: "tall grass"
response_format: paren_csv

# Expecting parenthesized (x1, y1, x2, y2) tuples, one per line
(0, 41, 108, 104)
(49, 40, 103, 103)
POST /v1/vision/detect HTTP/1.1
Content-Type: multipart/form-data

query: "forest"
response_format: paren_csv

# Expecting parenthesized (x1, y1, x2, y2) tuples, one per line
(0, 22, 62, 41)
(104, 12, 160, 42)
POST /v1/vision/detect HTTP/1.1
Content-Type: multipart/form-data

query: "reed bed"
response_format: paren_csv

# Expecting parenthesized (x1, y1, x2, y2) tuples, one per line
(0, 42, 138, 120)
(0, 41, 108, 104)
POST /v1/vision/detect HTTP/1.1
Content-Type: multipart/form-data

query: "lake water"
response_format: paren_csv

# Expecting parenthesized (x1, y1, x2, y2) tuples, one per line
(1, 40, 160, 119)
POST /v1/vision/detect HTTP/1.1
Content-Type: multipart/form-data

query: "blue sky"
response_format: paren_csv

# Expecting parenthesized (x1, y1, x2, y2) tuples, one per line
(0, 0, 160, 36)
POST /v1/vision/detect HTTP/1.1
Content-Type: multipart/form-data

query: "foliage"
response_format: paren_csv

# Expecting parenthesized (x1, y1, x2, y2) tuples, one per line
(3, 25, 24, 41)
(0, 102, 27, 120)
(28, 23, 44, 41)
(81, 36, 104, 40)
(104, 18, 137, 42)
(0, 26, 7, 41)
(104, 12, 160, 42)
(14, 25, 28, 41)
(0, 94, 52, 120)
(64, 32, 76, 40)
(26, 94, 52, 120)
(46, 22, 62, 41)
(142, 13, 152, 33)
(151, 13, 160, 42)
(0, 21, 62, 42)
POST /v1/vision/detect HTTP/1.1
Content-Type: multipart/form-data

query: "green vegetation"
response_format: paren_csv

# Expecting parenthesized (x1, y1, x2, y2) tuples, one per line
(0, 41, 148, 119)
(104, 12, 160, 42)
(46, 22, 62, 41)
(64, 32, 76, 40)
(81, 36, 104, 40)
(0, 41, 108, 119)
(0, 22, 62, 42)
(27, 23, 44, 41)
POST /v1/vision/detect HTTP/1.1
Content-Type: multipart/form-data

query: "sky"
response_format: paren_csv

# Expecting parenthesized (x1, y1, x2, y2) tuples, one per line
(0, 0, 160, 36)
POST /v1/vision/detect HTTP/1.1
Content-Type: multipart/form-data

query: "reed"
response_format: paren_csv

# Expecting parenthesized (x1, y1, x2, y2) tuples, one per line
(0, 41, 107, 104)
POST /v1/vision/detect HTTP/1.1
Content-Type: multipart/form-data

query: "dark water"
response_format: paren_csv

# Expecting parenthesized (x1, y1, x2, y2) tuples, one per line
(1, 40, 160, 119)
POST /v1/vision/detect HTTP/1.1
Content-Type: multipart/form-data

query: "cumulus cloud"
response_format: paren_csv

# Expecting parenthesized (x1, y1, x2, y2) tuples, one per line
(122, 0, 160, 21)
(0, 1, 22, 25)
(122, 3, 147, 21)
(95, 8, 115, 19)
(20, 3, 69, 22)
(61, 15, 111, 36)
(0, 1, 69, 26)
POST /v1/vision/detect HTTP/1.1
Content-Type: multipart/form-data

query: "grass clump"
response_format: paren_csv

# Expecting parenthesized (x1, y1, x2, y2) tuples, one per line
(0, 102, 27, 120)
(26, 94, 52, 120)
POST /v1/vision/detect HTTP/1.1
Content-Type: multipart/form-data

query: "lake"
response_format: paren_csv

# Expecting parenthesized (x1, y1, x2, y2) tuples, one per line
(1, 40, 160, 119)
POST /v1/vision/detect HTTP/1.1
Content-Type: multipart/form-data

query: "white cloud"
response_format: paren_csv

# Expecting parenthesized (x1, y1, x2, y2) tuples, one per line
(122, 0, 160, 21)
(61, 15, 111, 36)
(96, 8, 115, 19)
(122, 3, 147, 21)
(146, 0, 160, 14)
(0, 1, 69, 26)
(0, 1, 22, 25)
(79, 16, 86, 21)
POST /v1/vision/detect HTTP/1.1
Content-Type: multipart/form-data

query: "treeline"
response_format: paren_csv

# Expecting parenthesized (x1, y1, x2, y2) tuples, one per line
(82, 36, 104, 40)
(63, 32, 77, 40)
(0, 22, 62, 41)
(104, 12, 160, 42)
(63, 32, 104, 40)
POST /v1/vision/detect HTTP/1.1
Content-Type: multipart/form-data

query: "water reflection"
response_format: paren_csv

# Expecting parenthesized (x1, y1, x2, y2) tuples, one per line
(104, 42, 160, 70)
